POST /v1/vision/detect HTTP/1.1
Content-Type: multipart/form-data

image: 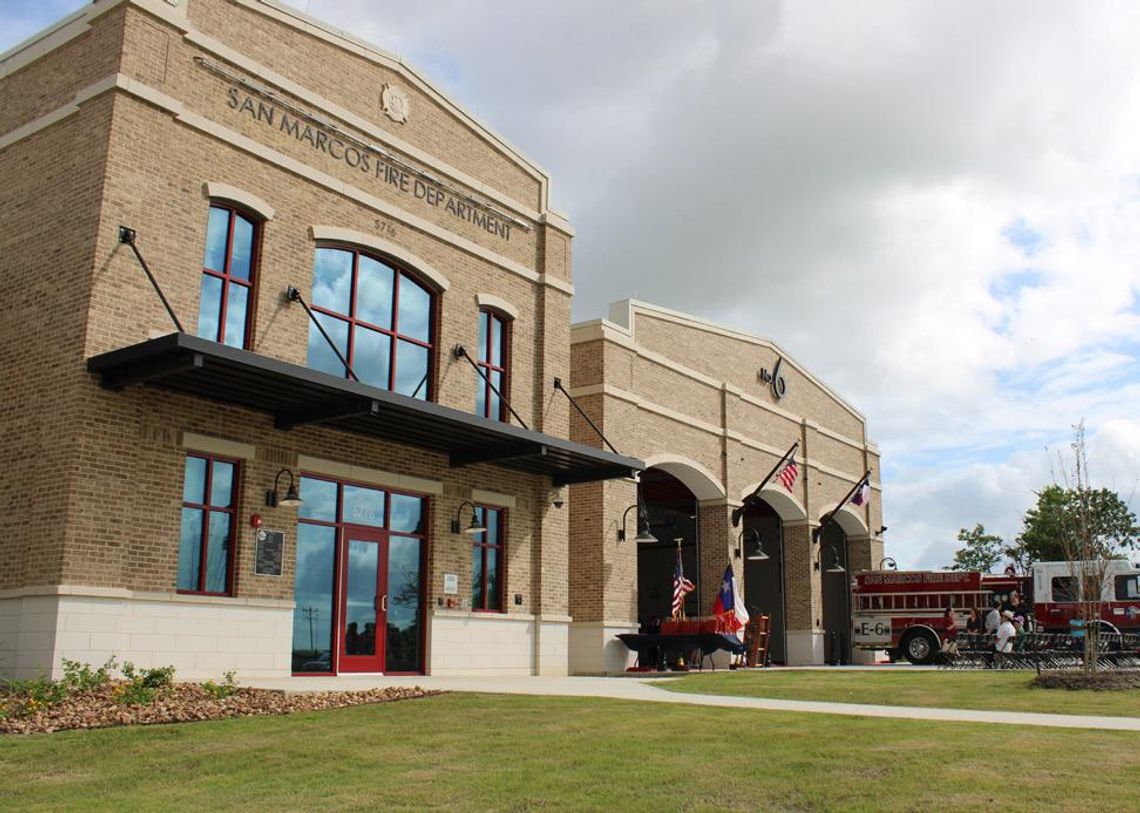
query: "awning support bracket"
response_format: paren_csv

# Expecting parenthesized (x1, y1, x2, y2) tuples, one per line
(117, 226, 185, 333)
(285, 286, 360, 383)
(552, 378, 620, 455)
(732, 441, 799, 527)
(453, 345, 529, 430)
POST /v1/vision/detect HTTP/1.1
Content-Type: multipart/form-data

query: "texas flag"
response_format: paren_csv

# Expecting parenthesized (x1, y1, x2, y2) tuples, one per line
(711, 565, 748, 633)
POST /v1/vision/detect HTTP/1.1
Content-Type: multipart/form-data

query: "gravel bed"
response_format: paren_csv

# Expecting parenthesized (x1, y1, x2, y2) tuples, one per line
(1, 683, 441, 735)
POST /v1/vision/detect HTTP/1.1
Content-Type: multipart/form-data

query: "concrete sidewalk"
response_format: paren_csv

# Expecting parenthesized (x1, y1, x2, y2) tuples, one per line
(243, 673, 1140, 732)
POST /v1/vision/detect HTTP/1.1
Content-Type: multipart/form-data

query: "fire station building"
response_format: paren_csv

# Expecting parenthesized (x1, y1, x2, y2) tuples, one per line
(0, 0, 882, 680)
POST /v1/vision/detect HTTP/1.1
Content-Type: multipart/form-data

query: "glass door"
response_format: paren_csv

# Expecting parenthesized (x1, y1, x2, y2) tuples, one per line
(338, 526, 388, 672)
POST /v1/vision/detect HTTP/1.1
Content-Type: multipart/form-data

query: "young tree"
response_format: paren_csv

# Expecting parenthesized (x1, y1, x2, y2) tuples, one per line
(948, 524, 1004, 572)
(1041, 421, 1140, 673)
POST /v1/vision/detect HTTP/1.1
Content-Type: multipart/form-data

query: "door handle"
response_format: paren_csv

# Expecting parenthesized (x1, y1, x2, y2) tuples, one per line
(381, 594, 387, 613)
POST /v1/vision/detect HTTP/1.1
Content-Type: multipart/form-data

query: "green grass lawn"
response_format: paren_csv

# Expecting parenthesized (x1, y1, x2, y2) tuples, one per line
(656, 670, 1140, 717)
(2, 693, 1139, 811)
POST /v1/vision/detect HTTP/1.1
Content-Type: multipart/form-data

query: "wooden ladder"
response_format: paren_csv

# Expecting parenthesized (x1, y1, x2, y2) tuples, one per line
(745, 614, 771, 668)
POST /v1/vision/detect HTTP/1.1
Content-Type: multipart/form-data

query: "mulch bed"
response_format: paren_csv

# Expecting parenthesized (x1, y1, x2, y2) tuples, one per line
(1030, 671, 1140, 691)
(1, 683, 442, 735)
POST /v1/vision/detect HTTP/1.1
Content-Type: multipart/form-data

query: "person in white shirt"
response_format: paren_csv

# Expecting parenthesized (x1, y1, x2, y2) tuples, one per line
(995, 610, 1017, 663)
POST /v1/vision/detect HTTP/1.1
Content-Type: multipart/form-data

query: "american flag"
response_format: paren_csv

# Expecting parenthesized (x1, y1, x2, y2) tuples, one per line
(776, 455, 798, 492)
(672, 548, 695, 618)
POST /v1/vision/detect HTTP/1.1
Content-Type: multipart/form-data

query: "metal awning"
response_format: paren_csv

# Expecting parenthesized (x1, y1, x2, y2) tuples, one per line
(87, 333, 643, 486)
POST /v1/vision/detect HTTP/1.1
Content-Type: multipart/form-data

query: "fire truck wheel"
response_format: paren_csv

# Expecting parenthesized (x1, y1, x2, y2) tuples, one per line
(900, 629, 938, 665)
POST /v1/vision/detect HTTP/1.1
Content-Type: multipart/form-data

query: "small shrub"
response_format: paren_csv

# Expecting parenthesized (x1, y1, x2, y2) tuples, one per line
(202, 670, 238, 700)
(115, 662, 176, 706)
(120, 662, 176, 689)
(3, 675, 67, 714)
(61, 656, 117, 692)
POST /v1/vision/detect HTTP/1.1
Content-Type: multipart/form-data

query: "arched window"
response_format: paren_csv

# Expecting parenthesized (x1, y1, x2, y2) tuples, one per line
(476, 308, 511, 421)
(306, 246, 435, 399)
(197, 204, 259, 348)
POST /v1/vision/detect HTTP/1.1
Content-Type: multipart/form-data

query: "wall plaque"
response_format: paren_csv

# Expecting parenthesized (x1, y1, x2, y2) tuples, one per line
(255, 530, 284, 577)
(443, 573, 459, 595)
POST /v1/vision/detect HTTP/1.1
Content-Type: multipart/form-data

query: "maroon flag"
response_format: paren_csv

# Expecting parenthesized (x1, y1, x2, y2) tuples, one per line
(850, 479, 871, 507)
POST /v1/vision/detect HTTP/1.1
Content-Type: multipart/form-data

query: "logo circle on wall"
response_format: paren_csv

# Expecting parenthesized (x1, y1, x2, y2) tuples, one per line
(381, 84, 411, 124)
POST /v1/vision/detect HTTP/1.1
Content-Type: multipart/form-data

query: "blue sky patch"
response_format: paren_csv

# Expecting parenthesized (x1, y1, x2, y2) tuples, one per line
(1003, 217, 1046, 257)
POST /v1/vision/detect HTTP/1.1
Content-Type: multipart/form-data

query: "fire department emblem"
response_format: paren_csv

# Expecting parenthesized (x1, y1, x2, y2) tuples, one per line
(380, 84, 410, 124)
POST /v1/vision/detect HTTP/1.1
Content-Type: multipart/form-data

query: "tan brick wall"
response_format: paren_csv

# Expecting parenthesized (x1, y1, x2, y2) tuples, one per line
(0, 0, 574, 617)
(0, 94, 116, 590)
(187, 0, 545, 213)
(783, 522, 820, 631)
(0, 6, 126, 136)
(632, 311, 866, 441)
(568, 302, 882, 639)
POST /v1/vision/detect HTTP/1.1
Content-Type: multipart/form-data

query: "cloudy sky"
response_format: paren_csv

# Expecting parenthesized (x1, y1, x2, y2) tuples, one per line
(5, 1, 1140, 569)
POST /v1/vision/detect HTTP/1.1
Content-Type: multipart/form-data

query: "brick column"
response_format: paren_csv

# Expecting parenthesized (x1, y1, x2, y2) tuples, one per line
(697, 502, 736, 615)
(783, 520, 824, 664)
(846, 535, 882, 574)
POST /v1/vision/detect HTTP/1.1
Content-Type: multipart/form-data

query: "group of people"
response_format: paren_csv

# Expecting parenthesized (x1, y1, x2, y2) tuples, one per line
(944, 590, 1034, 654)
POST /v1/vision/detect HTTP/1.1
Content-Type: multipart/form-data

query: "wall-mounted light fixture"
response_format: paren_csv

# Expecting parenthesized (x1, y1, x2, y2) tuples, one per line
(878, 556, 897, 571)
(265, 469, 303, 508)
(618, 503, 657, 544)
(451, 501, 487, 535)
(815, 546, 845, 573)
(876, 526, 888, 535)
(735, 528, 768, 561)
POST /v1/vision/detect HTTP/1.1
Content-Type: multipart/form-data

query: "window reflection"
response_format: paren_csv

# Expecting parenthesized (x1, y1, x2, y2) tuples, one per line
(471, 506, 505, 611)
(197, 205, 257, 350)
(304, 247, 434, 398)
(292, 479, 427, 674)
(475, 309, 509, 421)
(178, 454, 237, 595)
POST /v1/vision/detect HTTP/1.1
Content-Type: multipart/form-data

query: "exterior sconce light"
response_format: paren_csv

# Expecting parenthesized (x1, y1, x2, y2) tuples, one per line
(618, 503, 657, 544)
(879, 557, 897, 571)
(452, 501, 487, 535)
(735, 528, 768, 561)
(266, 468, 303, 508)
(815, 547, 845, 573)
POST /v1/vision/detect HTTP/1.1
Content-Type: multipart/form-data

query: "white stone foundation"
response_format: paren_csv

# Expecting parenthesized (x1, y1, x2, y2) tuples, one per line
(568, 620, 639, 675)
(426, 610, 570, 675)
(785, 629, 825, 665)
(0, 587, 294, 681)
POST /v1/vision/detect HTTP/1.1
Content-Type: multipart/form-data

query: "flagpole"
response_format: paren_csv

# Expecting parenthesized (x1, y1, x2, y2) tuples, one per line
(732, 442, 799, 527)
(812, 469, 872, 544)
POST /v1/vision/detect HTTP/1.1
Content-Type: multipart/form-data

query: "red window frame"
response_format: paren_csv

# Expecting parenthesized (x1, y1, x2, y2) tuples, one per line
(311, 246, 437, 400)
(471, 505, 506, 612)
(199, 203, 260, 349)
(178, 453, 240, 596)
(476, 308, 511, 421)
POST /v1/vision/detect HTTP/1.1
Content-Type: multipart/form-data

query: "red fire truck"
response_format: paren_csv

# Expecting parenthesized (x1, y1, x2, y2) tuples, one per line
(851, 560, 1140, 664)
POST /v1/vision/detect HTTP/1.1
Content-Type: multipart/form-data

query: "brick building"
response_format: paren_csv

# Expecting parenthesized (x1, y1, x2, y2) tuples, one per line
(568, 301, 882, 671)
(0, 0, 881, 680)
(0, 0, 640, 680)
